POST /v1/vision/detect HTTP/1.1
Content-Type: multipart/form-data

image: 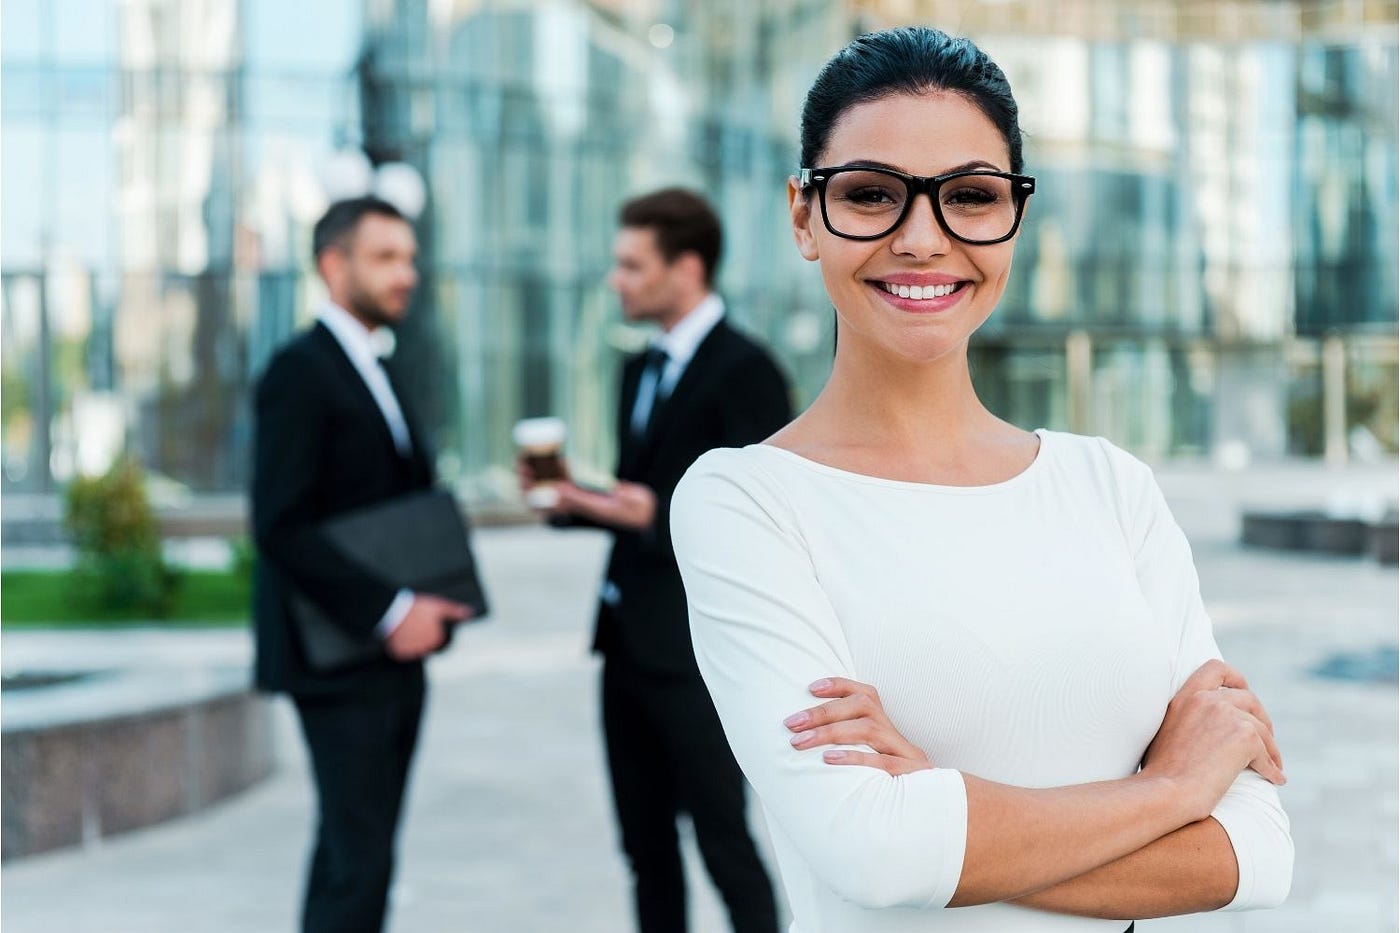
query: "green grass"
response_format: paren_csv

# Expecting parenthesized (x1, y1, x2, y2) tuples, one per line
(2, 570, 250, 628)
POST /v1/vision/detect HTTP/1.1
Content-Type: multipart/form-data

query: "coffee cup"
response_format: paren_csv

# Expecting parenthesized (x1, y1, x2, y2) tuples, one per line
(513, 417, 567, 508)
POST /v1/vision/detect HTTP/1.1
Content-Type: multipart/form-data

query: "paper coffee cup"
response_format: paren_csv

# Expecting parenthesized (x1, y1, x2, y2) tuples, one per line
(513, 417, 567, 508)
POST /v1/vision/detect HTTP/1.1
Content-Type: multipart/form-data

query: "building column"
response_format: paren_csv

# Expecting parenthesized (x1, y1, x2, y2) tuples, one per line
(1322, 334, 1348, 465)
(1066, 329, 1093, 435)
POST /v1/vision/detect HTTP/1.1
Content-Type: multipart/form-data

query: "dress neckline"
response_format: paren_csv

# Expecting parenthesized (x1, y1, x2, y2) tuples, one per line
(750, 428, 1051, 495)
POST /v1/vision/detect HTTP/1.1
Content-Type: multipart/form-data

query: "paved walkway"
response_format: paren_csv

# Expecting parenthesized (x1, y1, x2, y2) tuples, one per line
(3, 460, 1396, 932)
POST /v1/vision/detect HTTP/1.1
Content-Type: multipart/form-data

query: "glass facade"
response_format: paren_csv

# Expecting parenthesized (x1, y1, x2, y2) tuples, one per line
(974, 28, 1397, 461)
(3, 0, 366, 496)
(349, 1, 844, 500)
(2, 0, 1395, 508)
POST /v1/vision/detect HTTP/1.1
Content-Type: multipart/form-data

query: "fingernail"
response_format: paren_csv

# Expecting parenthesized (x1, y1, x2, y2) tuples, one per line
(789, 731, 813, 747)
(783, 711, 809, 729)
(822, 750, 846, 762)
(809, 679, 832, 692)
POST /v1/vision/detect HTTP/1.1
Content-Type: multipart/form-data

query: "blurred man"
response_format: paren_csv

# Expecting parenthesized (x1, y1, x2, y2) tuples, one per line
(251, 197, 468, 933)
(535, 189, 790, 932)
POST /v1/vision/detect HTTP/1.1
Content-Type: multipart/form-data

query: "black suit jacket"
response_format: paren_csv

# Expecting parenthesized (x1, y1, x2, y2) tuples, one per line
(592, 317, 792, 677)
(250, 322, 435, 697)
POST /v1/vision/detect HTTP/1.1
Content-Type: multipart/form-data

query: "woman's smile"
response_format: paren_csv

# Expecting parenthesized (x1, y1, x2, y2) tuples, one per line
(867, 274, 972, 314)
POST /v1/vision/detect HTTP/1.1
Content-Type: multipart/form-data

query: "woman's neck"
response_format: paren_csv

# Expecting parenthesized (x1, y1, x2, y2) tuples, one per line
(812, 341, 996, 448)
(768, 335, 1041, 486)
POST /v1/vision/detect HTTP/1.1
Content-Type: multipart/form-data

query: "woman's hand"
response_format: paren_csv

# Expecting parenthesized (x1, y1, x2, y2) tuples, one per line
(783, 677, 933, 776)
(1142, 660, 1286, 822)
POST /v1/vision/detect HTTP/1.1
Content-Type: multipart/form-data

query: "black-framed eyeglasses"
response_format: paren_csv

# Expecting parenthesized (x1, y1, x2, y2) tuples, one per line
(799, 166, 1036, 244)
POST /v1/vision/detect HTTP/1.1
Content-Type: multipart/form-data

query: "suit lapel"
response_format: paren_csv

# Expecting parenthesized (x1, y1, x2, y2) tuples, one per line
(312, 323, 404, 462)
(617, 353, 648, 477)
(380, 358, 434, 478)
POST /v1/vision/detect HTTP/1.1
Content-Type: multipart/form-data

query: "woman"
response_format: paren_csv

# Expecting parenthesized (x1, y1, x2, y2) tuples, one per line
(670, 26, 1292, 932)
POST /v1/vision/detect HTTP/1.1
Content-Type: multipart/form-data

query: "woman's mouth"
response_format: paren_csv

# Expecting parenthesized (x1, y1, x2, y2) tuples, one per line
(870, 279, 969, 313)
(879, 281, 960, 300)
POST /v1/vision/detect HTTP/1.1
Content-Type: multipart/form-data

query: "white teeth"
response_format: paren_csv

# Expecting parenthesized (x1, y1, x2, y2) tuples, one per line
(882, 282, 958, 299)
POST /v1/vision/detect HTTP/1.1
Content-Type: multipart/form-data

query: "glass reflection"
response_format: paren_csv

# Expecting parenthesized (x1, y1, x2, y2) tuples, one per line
(0, 1, 1395, 505)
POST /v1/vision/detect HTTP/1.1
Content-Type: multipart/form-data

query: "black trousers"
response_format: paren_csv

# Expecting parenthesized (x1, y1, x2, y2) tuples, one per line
(294, 678, 425, 933)
(602, 657, 778, 933)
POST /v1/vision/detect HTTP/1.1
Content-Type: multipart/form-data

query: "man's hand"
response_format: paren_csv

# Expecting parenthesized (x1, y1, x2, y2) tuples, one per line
(384, 594, 471, 661)
(516, 455, 572, 499)
(518, 451, 571, 501)
(553, 480, 657, 530)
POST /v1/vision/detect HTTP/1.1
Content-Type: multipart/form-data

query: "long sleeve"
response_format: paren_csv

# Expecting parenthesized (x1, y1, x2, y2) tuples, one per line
(672, 451, 967, 910)
(1106, 441, 1294, 911)
(251, 350, 398, 635)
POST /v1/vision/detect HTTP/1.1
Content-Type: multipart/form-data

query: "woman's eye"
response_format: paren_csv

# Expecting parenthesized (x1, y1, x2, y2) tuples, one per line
(843, 186, 899, 205)
(944, 187, 1001, 206)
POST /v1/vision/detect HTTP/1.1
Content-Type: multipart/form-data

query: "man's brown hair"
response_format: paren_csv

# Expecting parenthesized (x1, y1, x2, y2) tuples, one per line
(618, 188, 723, 286)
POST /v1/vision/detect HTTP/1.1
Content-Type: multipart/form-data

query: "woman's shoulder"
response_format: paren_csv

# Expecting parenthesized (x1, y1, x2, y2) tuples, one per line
(673, 446, 803, 528)
(1036, 431, 1166, 540)
(678, 445, 790, 497)
(1038, 429, 1155, 486)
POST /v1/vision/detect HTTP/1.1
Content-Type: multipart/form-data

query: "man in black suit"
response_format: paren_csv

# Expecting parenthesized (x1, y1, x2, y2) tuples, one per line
(533, 189, 790, 932)
(251, 197, 469, 933)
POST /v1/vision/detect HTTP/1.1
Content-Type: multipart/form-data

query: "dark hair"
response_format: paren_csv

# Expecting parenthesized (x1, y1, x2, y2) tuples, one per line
(312, 197, 408, 259)
(618, 188, 723, 286)
(800, 26, 1023, 173)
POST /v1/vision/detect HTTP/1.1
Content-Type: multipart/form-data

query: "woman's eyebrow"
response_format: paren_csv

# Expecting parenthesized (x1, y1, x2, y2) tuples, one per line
(831, 158, 1005, 174)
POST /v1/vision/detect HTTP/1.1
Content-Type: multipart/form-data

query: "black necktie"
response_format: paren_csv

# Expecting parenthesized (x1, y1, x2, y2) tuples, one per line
(630, 347, 670, 438)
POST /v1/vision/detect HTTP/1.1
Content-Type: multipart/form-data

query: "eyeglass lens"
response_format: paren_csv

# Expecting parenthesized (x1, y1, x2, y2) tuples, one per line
(822, 171, 1019, 242)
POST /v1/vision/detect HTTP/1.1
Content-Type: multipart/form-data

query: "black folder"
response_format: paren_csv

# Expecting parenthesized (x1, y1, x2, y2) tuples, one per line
(289, 489, 489, 673)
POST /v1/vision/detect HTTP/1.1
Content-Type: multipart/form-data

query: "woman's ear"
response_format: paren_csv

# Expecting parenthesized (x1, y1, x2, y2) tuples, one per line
(788, 177, 820, 262)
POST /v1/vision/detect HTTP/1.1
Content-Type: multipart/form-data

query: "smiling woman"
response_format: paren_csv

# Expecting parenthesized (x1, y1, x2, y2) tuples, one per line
(670, 25, 1293, 933)
(791, 90, 1031, 373)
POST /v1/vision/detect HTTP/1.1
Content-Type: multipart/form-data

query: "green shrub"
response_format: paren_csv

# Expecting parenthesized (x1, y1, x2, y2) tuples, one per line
(63, 458, 180, 617)
(229, 536, 256, 586)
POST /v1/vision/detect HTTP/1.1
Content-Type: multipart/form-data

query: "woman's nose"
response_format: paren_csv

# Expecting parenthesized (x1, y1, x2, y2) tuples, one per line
(889, 193, 952, 258)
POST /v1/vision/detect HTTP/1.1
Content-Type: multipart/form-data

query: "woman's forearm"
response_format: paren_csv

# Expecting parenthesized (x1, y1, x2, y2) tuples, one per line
(1011, 817, 1236, 918)
(949, 659, 1277, 908)
(948, 773, 1193, 907)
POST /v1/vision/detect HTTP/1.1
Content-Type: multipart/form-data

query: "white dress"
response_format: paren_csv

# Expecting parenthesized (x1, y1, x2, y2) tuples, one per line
(670, 429, 1292, 933)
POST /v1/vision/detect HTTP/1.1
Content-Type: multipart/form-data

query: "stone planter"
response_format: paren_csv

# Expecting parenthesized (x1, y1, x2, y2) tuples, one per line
(1373, 518, 1399, 566)
(1242, 510, 1374, 556)
(1, 668, 273, 861)
(1241, 511, 1310, 550)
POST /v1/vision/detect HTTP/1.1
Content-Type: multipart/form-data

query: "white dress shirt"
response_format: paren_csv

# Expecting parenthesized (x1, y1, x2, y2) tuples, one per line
(317, 303, 413, 457)
(652, 292, 725, 398)
(317, 302, 416, 638)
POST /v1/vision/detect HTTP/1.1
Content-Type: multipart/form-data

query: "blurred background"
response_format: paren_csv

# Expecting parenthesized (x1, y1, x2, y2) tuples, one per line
(2, 0, 1395, 518)
(2, 2, 1397, 930)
